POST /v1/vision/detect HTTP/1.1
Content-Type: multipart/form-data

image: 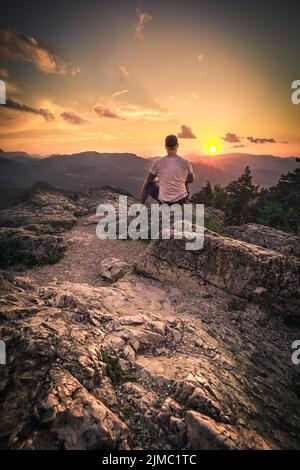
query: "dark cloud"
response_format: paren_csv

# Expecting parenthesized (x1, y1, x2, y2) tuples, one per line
(247, 136, 276, 144)
(177, 125, 197, 139)
(94, 105, 125, 120)
(0, 28, 79, 75)
(61, 111, 89, 126)
(133, 8, 152, 39)
(222, 132, 241, 143)
(4, 98, 54, 121)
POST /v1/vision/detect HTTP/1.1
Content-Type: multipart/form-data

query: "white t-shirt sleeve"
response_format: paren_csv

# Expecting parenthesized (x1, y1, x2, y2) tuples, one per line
(150, 160, 158, 176)
(187, 161, 194, 175)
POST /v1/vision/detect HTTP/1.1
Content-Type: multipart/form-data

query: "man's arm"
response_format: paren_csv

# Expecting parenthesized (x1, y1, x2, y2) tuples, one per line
(185, 163, 194, 194)
(140, 172, 156, 204)
(186, 171, 194, 184)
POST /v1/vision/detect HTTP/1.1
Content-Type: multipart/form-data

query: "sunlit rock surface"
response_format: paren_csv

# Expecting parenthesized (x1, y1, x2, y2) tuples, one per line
(0, 187, 299, 450)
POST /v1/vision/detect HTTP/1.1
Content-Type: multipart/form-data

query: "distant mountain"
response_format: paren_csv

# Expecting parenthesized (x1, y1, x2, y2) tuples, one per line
(0, 151, 298, 203)
(189, 153, 298, 186)
(0, 149, 38, 164)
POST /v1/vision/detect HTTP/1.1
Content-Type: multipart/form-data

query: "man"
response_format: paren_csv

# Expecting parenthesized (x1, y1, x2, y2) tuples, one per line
(141, 135, 194, 205)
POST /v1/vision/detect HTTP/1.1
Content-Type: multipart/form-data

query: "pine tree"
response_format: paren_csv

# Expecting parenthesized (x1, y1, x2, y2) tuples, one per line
(191, 181, 213, 205)
(225, 166, 259, 225)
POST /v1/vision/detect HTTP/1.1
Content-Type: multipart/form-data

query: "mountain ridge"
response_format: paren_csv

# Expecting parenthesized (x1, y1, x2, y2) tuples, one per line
(0, 151, 298, 203)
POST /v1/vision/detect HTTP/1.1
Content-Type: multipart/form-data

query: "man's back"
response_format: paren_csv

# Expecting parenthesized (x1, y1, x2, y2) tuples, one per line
(150, 155, 193, 203)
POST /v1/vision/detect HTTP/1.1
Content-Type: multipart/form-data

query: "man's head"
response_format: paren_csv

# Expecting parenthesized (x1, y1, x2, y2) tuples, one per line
(165, 134, 178, 153)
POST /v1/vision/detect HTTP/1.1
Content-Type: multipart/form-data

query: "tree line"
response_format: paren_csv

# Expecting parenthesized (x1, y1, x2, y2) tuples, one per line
(191, 166, 300, 235)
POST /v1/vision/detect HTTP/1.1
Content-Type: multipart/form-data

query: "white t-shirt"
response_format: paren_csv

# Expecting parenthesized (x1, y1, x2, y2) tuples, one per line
(150, 155, 194, 202)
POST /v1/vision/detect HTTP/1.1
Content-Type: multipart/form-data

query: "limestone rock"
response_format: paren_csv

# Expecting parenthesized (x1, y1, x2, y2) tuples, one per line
(99, 258, 130, 281)
(34, 368, 127, 450)
(222, 223, 300, 258)
(186, 411, 271, 450)
(0, 227, 65, 267)
(135, 233, 300, 316)
(205, 206, 225, 222)
(0, 191, 77, 230)
(1, 187, 300, 451)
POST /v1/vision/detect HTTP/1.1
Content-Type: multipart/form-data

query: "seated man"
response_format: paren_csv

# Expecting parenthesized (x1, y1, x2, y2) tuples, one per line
(141, 135, 194, 205)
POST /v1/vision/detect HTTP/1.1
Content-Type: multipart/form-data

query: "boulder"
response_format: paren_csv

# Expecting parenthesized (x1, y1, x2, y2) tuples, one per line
(204, 206, 225, 222)
(99, 257, 131, 281)
(135, 232, 300, 316)
(222, 223, 300, 258)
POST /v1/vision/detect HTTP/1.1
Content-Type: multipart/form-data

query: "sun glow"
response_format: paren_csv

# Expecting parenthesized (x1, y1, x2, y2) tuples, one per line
(206, 141, 219, 155)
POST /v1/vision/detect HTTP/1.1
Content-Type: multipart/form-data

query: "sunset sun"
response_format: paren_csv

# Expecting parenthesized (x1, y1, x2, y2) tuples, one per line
(206, 142, 219, 155)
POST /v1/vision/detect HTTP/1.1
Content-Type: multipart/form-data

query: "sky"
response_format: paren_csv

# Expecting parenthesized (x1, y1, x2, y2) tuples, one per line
(0, 0, 299, 157)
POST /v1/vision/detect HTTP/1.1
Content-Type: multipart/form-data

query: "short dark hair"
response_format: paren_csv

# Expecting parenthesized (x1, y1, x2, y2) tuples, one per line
(165, 134, 178, 148)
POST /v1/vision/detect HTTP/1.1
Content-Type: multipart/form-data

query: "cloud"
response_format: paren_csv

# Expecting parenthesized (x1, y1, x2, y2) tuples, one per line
(133, 8, 152, 39)
(116, 65, 129, 80)
(0, 28, 79, 75)
(177, 125, 197, 139)
(222, 132, 241, 144)
(61, 111, 89, 126)
(118, 101, 173, 122)
(4, 98, 55, 121)
(0, 68, 10, 78)
(247, 136, 276, 144)
(111, 89, 128, 98)
(94, 105, 125, 120)
(6, 81, 20, 94)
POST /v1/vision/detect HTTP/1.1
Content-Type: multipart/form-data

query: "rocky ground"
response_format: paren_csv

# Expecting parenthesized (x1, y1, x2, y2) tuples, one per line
(0, 187, 299, 450)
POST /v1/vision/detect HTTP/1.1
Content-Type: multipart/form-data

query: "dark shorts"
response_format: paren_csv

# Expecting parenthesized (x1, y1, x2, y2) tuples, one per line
(146, 182, 159, 200)
(146, 183, 188, 205)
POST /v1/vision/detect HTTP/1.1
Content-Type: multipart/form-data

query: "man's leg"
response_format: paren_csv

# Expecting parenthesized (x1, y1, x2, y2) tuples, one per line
(146, 182, 159, 201)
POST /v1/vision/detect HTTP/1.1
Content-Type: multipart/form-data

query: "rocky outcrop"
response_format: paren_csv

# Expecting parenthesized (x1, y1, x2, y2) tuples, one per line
(74, 187, 137, 217)
(222, 223, 300, 258)
(0, 190, 77, 268)
(1, 187, 300, 450)
(0, 186, 137, 268)
(0, 191, 78, 230)
(204, 207, 225, 222)
(1, 268, 299, 450)
(135, 232, 300, 316)
(0, 227, 65, 267)
(185, 411, 270, 450)
(35, 368, 127, 450)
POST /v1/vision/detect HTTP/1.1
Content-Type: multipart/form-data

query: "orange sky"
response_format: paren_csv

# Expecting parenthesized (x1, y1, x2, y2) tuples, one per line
(1, 1, 299, 158)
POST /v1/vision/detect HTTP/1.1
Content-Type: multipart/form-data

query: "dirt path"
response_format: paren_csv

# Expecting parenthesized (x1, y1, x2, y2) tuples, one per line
(24, 215, 146, 287)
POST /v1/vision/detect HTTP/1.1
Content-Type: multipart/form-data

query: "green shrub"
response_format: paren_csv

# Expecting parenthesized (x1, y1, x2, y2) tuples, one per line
(25, 252, 64, 268)
(101, 352, 137, 385)
(205, 217, 224, 234)
(227, 298, 246, 312)
(0, 238, 23, 267)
